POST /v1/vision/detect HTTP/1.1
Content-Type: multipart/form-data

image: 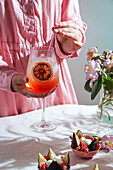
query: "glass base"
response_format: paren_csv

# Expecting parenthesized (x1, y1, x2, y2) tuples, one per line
(30, 121, 57, 132)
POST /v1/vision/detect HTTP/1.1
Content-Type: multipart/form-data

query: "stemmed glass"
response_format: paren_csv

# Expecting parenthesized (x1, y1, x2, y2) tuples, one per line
(26, 46, 59, 132)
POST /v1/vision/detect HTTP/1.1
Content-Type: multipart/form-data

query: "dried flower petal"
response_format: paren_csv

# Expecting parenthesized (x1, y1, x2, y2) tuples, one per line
(109, 136, 113, 142)
(100, 142, 105, 149)
(105, 146, 110, 153)
(101, 135, 109, 141)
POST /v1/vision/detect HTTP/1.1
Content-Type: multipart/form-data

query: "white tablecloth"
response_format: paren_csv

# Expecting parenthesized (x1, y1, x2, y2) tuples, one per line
(0, 104, 113, 170)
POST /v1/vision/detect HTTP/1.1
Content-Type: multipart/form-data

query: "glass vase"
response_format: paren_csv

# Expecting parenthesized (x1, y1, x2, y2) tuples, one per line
(97, 87, 113, 127)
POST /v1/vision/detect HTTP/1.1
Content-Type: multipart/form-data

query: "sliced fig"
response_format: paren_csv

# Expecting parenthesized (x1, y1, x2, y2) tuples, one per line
(76, 130, 83, 139)
(62, 152, 70, 169)
(47, 148, 56, 160)
(38, 153, 47, 168)
(88, 139, 97, 151)
(47, 161, 62, 170)
(72, 132, 80, 149)
(38, 148, 70, 169)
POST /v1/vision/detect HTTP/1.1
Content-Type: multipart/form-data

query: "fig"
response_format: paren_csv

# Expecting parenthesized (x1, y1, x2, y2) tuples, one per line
(93, 163, 99, 170)
(47, 148, 56, 160)
(72, 132, 80, 149)
(47, 161, 62, 170)
(76, 130, 83, 139)
(38, 153, 47, 169)
(38, 148, 70, 169)
(88, 139, 97, 151)
(62, 152, 70, 169)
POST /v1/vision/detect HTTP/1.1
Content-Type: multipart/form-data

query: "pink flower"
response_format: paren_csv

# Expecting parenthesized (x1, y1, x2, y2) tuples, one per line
(104, 50, 113, 68)
(100, 135, 113, 152)
(84, 46, 113, 100)
(105, 59, 113, 68)
(84, 60, 101, 82)
(87, 47, 98, 62)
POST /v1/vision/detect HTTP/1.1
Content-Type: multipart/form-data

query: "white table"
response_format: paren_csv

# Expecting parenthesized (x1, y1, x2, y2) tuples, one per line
(0, 104, 113, 170)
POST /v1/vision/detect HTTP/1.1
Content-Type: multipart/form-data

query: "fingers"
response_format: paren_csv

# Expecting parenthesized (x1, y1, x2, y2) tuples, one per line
(52, 20, 83, 53)
(52, 21, 82, 43)
(54, 20, 78, 29)
(20, 86, 51, 98)
(22, 84, 58, 98)
(54, 27, 78, 37)
(11, 74, 28, 92)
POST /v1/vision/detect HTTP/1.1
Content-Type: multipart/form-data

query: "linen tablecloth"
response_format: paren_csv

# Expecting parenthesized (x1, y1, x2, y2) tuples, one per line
(0, 104, 113, 170)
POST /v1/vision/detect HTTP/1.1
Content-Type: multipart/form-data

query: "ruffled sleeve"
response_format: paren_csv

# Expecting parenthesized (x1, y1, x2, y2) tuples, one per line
(0, 56, 18, 92)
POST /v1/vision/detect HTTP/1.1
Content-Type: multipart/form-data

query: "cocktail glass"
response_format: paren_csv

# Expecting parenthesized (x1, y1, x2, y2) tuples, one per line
(27, 47, 59, 132)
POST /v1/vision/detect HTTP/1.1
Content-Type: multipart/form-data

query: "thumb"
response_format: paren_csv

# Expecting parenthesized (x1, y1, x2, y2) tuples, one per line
(73, 41, 83, 49)
(11, 74, 28, 92)
(17, 76, 28, 84)
(12, 74, 28, 85)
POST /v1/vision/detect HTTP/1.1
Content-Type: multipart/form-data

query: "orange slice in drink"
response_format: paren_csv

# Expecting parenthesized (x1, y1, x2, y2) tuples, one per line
(32, 62, 53, 82)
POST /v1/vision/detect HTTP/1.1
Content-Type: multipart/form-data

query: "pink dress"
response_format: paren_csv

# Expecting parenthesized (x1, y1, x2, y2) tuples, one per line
(0, 0, 87, 117)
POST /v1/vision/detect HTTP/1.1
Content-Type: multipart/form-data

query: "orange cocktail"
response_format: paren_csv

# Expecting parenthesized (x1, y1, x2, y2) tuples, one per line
(27, 61, 59, 93)
(27, 47, 59, 93)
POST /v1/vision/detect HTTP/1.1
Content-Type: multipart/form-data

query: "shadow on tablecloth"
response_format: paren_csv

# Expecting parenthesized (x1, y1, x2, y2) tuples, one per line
(0, 137, 113, 170)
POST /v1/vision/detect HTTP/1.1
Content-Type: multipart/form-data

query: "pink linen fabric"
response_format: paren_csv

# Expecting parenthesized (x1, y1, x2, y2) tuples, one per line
(0, 0, 87, 117)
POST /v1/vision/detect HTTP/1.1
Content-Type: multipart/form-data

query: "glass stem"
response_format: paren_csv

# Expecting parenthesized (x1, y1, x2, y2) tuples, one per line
(100, 97, 104, 121)
(41, 98, 46, 124)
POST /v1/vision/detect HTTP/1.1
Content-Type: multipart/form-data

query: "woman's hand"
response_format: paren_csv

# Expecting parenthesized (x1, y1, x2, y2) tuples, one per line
(11, 74, 57, 98)
(52, 21, 83, 54)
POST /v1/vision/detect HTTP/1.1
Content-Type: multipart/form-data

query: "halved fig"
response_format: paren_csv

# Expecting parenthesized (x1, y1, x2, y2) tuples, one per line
(38, 153, 47, 168)
(62, 152, 70, 169)
(88, 139, 97, 151)
(38, 148, 70, 170)
(76, 130, 83, 139)
(47, 161, 62, 170)
(72, 132, 80, 149)
(47, 148, 56, 160)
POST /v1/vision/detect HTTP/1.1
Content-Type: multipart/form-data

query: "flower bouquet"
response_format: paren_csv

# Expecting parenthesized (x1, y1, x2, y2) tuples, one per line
(84, 47, 113, 125)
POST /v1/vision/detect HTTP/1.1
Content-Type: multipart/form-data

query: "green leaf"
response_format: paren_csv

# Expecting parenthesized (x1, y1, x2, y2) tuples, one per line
(102, 74, 113, 91)
(84, 79, 92, 92)
(91, 56, 100, 60)
(91, 75, 102, 100)
(106, 73, 113, 80)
